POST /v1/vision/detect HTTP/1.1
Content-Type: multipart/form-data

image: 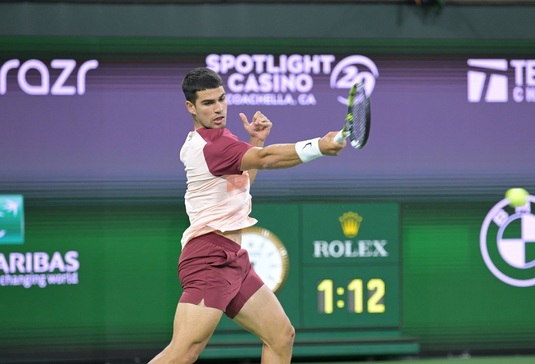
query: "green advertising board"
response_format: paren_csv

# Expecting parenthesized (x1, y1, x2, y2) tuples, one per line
(0, 199, 416, 362)
(6, 196, 535, 361)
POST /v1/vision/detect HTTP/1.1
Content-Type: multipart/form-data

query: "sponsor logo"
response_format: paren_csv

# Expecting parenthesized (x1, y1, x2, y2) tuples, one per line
(0, 195, 81, 288)
(339, 211, 363, 238)
(206, 54, 378, 106)
(0, 195, 24, 244)
(0, 59, 99, 95)
(480, 194, 535, 287)
(313, 239, 388, 258)
(329, 55, 378, 104)
(0, 251, 80, 288)
(467, 58, 535, 103)
(313, 211, 388, 258)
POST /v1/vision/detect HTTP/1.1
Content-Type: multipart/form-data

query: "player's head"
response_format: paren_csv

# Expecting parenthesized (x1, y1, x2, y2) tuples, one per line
(182, 67, 223, 104)
(183, 67, 227, 130)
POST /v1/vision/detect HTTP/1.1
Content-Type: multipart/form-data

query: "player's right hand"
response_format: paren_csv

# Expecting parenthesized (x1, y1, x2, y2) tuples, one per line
(319, 131, 346, 156)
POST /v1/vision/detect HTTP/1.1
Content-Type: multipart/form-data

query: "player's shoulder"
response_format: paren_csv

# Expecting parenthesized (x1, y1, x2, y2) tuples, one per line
(197, 128, 238, 142)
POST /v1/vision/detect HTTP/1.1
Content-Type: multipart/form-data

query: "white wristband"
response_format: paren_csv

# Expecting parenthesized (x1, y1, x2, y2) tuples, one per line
(295, 137, 323, 163)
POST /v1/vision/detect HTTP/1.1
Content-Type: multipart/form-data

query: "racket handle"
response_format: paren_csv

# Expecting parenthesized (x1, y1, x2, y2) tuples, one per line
(333, 129, 346, 144)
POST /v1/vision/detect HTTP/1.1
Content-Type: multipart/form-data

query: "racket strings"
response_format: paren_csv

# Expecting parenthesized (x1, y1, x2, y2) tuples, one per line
(349, 97, 369, 148)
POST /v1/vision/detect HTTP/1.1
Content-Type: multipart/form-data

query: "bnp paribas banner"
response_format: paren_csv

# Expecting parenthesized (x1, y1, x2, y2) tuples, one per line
(0, 195, 80, 289)
(299, 203, 400, 329)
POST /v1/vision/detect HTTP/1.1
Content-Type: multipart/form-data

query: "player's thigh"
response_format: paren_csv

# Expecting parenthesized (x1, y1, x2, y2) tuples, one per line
(232, 285, 293, 341)
(171, 301, 223, 346)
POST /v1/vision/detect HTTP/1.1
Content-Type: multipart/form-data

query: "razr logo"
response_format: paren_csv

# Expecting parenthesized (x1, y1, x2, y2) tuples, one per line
(0, 59, 99, 96)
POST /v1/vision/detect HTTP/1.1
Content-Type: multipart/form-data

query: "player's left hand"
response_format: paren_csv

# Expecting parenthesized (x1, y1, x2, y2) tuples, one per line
(240, 111, 272, 144)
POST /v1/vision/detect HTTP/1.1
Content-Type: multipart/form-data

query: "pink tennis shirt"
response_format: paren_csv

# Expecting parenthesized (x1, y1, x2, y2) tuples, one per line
(179, 128, 258, 246)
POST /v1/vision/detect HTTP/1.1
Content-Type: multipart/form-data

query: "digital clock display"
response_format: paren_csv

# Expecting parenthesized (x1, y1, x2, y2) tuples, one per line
(302, 264, 400, 328)
(317, 278, 385, 314)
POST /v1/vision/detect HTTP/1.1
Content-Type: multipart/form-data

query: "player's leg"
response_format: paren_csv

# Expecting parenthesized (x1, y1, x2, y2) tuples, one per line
(150, 233, 240, 363)
(232, 285, 295, 364)
(148, 300, 223, 364)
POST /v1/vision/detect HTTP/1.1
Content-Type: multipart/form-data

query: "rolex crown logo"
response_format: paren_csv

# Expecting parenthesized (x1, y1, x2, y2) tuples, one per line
(339, 211, 363, 238)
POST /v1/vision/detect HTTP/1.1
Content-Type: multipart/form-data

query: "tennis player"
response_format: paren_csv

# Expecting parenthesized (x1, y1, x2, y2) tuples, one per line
(148, 67, 346, 364)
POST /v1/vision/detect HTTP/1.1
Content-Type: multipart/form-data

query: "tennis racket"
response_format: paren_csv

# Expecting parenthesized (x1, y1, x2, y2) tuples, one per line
(333, 82, 371, 149)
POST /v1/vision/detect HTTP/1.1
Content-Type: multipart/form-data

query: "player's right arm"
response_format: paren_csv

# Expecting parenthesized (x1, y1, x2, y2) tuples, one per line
(239, 132, 345, 171)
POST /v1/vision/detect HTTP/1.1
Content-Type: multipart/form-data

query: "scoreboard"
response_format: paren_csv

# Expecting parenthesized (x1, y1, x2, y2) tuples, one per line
(301, 203, 400, 329)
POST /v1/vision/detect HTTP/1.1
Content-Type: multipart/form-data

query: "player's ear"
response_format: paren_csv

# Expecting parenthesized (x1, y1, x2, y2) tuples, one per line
(185, 100, 196, 115)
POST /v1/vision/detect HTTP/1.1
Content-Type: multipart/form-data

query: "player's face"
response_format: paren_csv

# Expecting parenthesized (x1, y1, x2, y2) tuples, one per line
(186, 86, 228, 130)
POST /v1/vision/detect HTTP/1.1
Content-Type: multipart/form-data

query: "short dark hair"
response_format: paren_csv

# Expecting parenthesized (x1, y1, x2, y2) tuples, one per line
(182, 67, 223, 103)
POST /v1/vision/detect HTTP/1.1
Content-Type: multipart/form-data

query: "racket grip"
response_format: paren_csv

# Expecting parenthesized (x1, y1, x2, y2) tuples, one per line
(333, 130, 346, 144)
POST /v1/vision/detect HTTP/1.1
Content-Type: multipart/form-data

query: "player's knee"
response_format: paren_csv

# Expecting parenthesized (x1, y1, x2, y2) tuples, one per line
(274, 322, 295, 352)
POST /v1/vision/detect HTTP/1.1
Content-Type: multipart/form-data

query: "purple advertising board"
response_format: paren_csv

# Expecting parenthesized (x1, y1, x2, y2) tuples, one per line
(1, 54, 534, 200)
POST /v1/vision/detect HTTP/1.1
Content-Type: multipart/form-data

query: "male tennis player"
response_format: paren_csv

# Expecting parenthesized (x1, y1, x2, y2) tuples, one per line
(149, 67, 346, 364)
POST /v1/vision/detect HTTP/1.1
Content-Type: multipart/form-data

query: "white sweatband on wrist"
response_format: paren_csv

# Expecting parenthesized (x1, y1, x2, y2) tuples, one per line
(295, 137, 324, 163)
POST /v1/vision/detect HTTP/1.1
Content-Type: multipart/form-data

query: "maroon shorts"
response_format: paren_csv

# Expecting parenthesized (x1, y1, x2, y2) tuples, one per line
(178, 233, 264, 318)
